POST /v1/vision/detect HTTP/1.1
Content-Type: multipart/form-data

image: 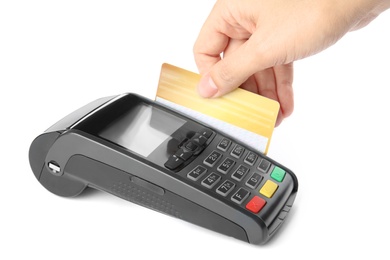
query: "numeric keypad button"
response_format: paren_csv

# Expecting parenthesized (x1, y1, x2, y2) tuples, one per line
(216, 180, 235, 197)
(231, 165, 249, 181)
(245, 173, 263, 189)
(187, 165, 207, 181)
(217, 158, 235, 174)
(231, 144, 245, 158)
(217, 138, 231, 152)
(203, 151, 222, 167)
(244, 152, 257, 166)
(258, 159, 271, 173)
(201, 172, 221, 189)
(231, 188, 250, 204)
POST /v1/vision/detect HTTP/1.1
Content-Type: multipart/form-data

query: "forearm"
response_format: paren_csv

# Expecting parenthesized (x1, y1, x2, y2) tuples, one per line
(333, 0, 390, 31)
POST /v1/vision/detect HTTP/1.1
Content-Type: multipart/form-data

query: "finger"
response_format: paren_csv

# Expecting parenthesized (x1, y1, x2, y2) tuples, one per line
(194, 1, 254, 76)
(240, 76, 258, 94)
(198, 34, 277, 98)
(253, 68, 278, 100)
(224, 39, 261, 93)
(193, 5, 230, 75)
(273, 63, 294, 120)
(251, 68, 285, 127)
(193, 30, 229, 75)
(197, 37, 249, 98)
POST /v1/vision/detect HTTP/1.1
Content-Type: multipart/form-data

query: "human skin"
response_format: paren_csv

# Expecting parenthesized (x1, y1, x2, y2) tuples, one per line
(194, 0, 390, 126)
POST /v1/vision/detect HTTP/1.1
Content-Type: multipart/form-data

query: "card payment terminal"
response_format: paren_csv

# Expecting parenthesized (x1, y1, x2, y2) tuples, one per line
(29, 93, 298, 244)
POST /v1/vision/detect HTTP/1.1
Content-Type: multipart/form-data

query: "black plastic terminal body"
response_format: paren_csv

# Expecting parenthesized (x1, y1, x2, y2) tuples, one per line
(29, 93, 298, 244)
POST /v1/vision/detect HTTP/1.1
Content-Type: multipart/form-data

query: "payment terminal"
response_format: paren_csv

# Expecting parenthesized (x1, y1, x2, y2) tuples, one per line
(29, 93, 298, 244)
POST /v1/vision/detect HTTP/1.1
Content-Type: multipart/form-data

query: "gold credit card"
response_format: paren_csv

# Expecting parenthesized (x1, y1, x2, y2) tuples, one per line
(155, 63, 279, 154)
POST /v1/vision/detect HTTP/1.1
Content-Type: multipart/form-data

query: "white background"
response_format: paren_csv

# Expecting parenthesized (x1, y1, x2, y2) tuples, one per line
(1, 1, 390, 259)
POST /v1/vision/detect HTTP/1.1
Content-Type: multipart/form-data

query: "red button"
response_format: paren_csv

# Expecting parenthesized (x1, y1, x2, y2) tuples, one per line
(245, 196, 266, 213)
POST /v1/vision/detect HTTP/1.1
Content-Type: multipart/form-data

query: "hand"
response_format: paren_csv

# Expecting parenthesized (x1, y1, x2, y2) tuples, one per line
(194, 0, 390, 126)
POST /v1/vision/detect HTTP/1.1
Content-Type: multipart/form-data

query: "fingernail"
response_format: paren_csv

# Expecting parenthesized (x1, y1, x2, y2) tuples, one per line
(197, 74, 218, 98)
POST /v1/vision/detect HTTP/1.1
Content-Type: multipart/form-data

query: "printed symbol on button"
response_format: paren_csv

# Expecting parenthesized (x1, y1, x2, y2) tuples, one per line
(207, 176, 215, 182)
(195, 167, 203, 173)
(232, 165, 249, 181)
(245, 173, 263, 189)
(216, 180, 235, 196)
(187, 165, 207, 181)
(204, 151, 222, 167)
(245, 152, 257, 165)
(210, 154, 218, 161)
(235, 146, 244, 153)
(201, 172, 221, 189)
(206, 175, 218, 183)
(231, 188, 250, 204)
(217, 138, 231, 151)
(220, 182, 233, 191)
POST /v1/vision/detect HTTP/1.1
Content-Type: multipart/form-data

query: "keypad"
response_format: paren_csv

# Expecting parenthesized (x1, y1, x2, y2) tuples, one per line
(185, 136, 286, 215)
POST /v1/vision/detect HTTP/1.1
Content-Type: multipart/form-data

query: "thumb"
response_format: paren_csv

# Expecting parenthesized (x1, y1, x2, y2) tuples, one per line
(197, 40, 270, 98)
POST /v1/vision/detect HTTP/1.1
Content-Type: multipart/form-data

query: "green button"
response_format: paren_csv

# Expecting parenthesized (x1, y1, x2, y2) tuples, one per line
(271, 166, 286, 182)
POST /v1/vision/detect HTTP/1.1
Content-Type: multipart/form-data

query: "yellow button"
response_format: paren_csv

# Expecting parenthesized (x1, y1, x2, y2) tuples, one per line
(260, 180, 278, 198)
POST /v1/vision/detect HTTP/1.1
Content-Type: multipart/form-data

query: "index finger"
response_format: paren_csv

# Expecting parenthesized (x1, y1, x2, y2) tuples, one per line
(193, 9, 230, 74)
